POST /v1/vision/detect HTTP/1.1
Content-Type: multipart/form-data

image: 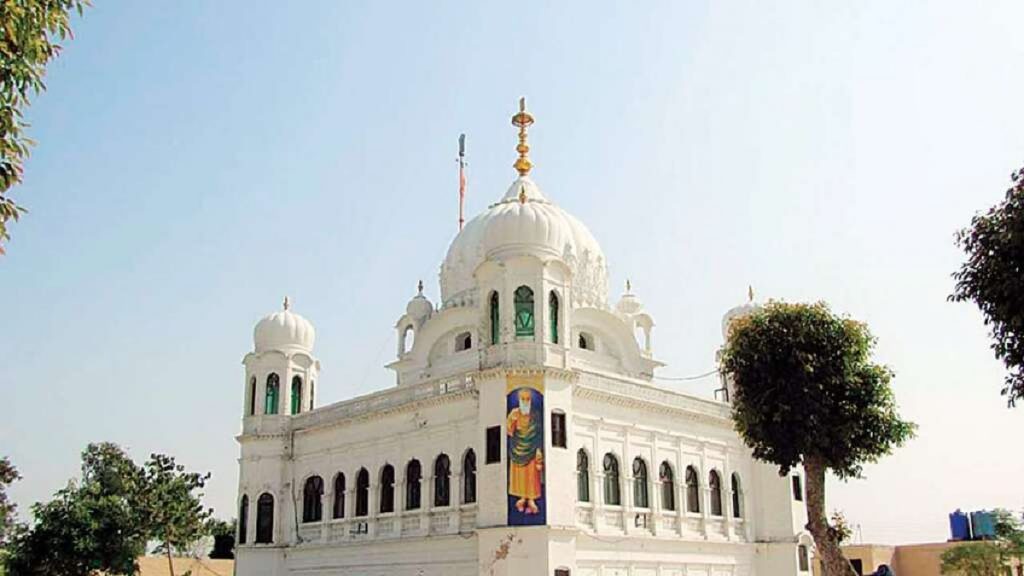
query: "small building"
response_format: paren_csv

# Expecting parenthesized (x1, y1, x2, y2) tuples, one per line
(812, 542, 1023, 575)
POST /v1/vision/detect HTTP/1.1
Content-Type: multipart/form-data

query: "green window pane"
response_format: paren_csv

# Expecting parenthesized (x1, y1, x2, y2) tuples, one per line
(514, 286, 534, 338)
(549, 291, 559, 344)
(265, 374, 280, 415)
(489, 292, 500, 345)
(291, 376, 302, 415)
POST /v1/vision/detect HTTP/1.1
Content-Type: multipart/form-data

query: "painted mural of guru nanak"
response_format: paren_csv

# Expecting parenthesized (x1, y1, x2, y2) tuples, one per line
(507, 387, 544, 515)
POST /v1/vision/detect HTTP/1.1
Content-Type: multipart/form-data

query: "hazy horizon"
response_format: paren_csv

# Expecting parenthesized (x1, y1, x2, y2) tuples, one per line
(2, 1, 1022, 545)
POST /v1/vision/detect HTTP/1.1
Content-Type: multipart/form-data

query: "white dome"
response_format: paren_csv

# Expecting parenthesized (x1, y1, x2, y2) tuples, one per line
(721, 302, 759, 339)
(254, 300, 315, 353)
(440, 176, 609, 308)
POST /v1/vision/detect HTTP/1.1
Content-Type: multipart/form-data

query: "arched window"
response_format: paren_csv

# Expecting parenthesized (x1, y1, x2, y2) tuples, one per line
(549, 291, 560, 344)
(355, 468, 369, 517)
(462, 450, 476, 504)
(380, 464, 395, 514)
(577, 450, 590, 502)
(402, 325, 415, 354)
(302, 476, 323, 523)
(238, 495, 249, 544)
(264, 374, 280, 415)
(455, 331, 472, 352)
(709, 470, 723, 516)
(332, 473, 345, 519)
(731, 472, 742, 518)
(291, 376, 303, 415)
(660, 462, 675, 511)
(798, 544, 810, 571)
(434, 454, 451, 507)
(489, 291, 500, 345)
(255, 493, 274, 544)
(578, 332, 594, 351)
(406, 460, 422, 510)
(514, 286, 535, 338)
(685, 466, 700, 513)
(603, 453, 621, 506)
(309, 380, 315, 411)
(633, 457, 649, 508)
(248, 377, 256, 415)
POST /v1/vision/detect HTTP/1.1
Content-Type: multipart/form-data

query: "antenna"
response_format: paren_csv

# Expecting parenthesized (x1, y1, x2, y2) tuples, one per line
(457, 133, 467, 231)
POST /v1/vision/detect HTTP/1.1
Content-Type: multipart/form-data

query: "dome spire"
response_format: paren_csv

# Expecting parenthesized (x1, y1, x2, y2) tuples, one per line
(511, 97, 534, 176)
(283, 296, 291, 310)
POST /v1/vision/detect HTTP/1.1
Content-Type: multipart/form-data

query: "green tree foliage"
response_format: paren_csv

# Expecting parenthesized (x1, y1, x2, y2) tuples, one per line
(992, 509, 1024, 566)
(830, 510, 853, 546)
(0, 0, 88, 253)
(720, 302, 916, 576)
(2, 443, 212, 576)
(138, 454, 212, 576)
(940, 542, 1006, 576)
(0, 457, 20, 547)
(951, 167, 1024, 407)
(205, 518, 236, 539)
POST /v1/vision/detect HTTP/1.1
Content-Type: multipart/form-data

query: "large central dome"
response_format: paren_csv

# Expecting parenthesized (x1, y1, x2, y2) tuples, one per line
(439, 175, 609, 309)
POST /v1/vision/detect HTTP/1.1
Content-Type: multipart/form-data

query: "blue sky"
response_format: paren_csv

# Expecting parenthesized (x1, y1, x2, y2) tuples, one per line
(2, 1, 1022, 544)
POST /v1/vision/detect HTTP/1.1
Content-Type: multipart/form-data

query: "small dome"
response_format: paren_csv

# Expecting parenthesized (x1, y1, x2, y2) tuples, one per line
(440, 176, 608, 308)
(615, 281, 644, 316)
(406, 281, 433, 320)
(721, 295, 760, 339)
(254, 298, 315, 353)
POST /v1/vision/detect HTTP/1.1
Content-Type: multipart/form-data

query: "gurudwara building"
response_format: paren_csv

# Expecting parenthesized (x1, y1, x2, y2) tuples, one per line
(234, 101, 813, 576)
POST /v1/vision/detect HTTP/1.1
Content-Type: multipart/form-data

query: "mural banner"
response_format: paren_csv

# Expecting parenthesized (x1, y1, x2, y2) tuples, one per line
(506, 374, 546, 525)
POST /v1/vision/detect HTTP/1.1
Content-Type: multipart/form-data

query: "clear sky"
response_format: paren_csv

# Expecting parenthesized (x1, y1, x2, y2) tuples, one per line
(2, 1, 1022, 545)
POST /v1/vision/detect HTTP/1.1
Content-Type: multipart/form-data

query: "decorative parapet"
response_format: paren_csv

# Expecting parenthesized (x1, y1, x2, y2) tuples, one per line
(574, 371, 732, 425)
(290, 374, 477, 432)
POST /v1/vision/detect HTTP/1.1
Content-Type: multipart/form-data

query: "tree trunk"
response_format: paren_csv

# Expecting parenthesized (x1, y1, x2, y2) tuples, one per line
(803, 456, 856, 576)
(165, 538, 175, 576)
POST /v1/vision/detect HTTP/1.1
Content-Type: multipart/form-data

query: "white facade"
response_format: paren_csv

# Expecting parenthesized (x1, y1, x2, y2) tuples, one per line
(234, 104, 812, 576)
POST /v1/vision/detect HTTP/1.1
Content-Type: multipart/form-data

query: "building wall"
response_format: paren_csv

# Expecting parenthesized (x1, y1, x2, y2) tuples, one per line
(812, 542, 1023, 576)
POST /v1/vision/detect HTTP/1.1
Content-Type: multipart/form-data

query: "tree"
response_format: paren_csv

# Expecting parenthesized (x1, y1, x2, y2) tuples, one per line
(0, 457, 21, 547)
(0, 0, 88, 254)
(940, 542, 1005, 576)
(830, 510, 854, 546)
(951, 166, 1024, 407)
(137, 454, 212, 576)
(992, 509, 1024, 567)
(720, 301, 916, 576)
(4, 444, 146, 576)
(2, 444, 212, 576)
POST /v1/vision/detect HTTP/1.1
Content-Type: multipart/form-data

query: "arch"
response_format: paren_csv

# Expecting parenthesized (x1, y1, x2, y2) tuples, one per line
(576, 449, 590, 502)
(632, 457, 649, 508)
(709, 470, 723, 516)
(355, 468, 369, 517)
(578, 331, 594, 351)
(603, 453, 621, 506)
(291, 376, 303, 415)
(309, 380, 315, 411)
(405, 459, 422, 510)
(659, 461, 676, 511)
(549, 291, 560, 344)
(433, 453, 451, 507)
(264, 373, 280, 415)
(514, 286, 535, 339)
(455, 331, 472, 352)
(332, 473, 345, 519)
(462, 449, 477, 504)
(731, 472, 743, 518)
(401, 325, 415, 354)
(302, 475, 323, 523)
(489, 291, 500, 345)
(248, 376, 257, 415)
(380, 464, 395, 514)
(238, 494, 249, 544)
(255, 492, 274, 544)
(685, 466, 700, 513)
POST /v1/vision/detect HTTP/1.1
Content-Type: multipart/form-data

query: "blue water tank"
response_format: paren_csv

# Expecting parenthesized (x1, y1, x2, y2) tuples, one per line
(971, 510, 996, 540)
(949, 509, 972, 541)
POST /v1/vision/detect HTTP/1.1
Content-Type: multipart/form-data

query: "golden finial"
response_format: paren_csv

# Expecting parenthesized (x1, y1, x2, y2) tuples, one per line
(511, 97, 534, 176)
(283, 296, 291, 311)
(626, 279, 632, 293)
(518, 184, 527, 204)
(748, 285, 754, 303)
(417, 280, 424, 295)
